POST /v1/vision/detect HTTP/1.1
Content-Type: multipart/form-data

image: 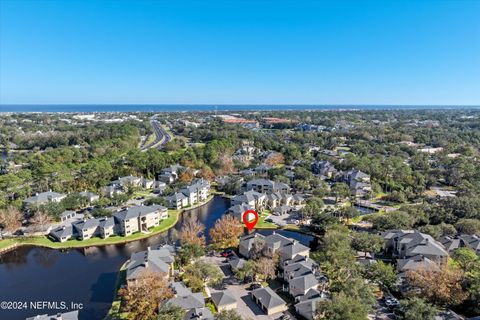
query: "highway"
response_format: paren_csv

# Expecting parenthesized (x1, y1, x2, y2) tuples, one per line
(140, 120, 171, 151)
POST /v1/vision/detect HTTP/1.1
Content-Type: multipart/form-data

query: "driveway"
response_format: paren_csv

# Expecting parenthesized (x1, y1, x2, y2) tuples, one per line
(206, 255, 290, 320)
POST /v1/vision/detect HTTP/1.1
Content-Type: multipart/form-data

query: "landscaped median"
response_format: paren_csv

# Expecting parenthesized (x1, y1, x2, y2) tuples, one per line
(0, 209, 181, 251)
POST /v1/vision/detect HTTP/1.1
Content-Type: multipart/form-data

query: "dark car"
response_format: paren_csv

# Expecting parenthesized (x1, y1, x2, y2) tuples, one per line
(247, 283, 262, 291)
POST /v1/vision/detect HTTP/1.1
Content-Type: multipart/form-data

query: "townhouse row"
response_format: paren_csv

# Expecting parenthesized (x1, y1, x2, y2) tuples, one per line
(49, 205, 168, 242)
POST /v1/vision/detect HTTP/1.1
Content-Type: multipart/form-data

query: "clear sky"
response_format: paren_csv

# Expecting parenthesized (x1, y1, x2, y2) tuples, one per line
(0, 0, 479, 105)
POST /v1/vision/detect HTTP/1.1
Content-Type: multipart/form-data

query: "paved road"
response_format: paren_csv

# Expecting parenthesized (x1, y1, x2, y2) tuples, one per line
(140, 120, 171, 151)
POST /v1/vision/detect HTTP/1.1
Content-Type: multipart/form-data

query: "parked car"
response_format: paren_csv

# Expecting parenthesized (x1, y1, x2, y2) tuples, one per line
(384, 297, 400, 309)
(247, 283, 262, 291)
(279, 314, 291, 320)
(221, 250, 234, 257)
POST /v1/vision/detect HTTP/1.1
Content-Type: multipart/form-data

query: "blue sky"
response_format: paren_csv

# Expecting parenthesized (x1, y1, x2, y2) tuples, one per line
(0, 0, 479, 105)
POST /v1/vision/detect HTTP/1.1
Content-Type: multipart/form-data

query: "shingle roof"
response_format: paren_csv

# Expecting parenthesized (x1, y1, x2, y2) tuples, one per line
(114, 205, 165, 221)
(279, 241, 310, 258)
(400, 232, 448, 257)
(251, 287, 286, 309)
(99, 217, 115, 228)
(126, 246, 174, 281)
(171, 282, 192, 297)
(289, 274, 319, 294)
(166, 192, 187, 202)
(232, 190, 264, 203)
(24, 191, 65, 204)
(60, 210, 76, 219)
(166, 292, 205, 310)
(50, 225, 73, 239)
(295, 297, 323, 319)
(284, 263, 314, 279)
(210, 290, 237, 308)
(229, 257, 246, 270)
(73, 218, 100, 230)
(397, 255, 440, 272)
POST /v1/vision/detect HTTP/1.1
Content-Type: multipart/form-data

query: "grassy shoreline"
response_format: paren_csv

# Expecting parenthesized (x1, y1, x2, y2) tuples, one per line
(105, 262, 128, 320)
(0, 194, 215, 253)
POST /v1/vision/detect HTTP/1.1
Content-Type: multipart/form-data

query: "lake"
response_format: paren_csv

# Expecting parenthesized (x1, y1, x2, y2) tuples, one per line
(0, 196, 314, 320)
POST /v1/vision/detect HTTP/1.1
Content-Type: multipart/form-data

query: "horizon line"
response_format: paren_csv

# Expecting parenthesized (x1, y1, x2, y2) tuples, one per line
(1, 103, 480, 107)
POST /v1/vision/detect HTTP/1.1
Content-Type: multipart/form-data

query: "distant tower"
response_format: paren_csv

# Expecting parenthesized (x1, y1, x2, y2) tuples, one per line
(214, 105, 218, 116)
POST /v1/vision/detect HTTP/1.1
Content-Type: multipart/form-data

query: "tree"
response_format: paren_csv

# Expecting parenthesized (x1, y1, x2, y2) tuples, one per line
(249, 238, 267, 260)
(29, 210, 53, 232)
(118, 269, 174, 320)
(234, 259, 256, 282)
(38, 201, 65, 220)
(351, 232, 384, 256)
(310, 208, 337, 231)
(312, 181, 330, 198)
(406, 264, 467, 307)
(61, 193, 88, 210)
(452, 247, 480, 271)
(179, 216, 206, 248)
(178, 170, 195, 183)
(209, 215, 244, 250)
(464, 266, 480, 315)
(339, 206, 358, 224)
(157, 303, 185, 320)
(455, 218, 480, 235)
(368, 211, 415, 231)
(364, 261, 398, 290)
(0, 206, 22, 234)
(312, 225, 359, 286)
(216, 154, 235, 175)
(199, 165, 215, 181)
(331, 183, 351, 203)
(178, 243, 204, 265)
(315, 291, 370, 320)
(183, 261, 223, 292)
(293, 179, 310, 192)
(216, 309, 243, 320)
(254, 257, 277, 282)
(302, 197, 324, 219)
(90, 207, 113, 218)
(264, 152, 284, 166)
(399, 297, 437, 320)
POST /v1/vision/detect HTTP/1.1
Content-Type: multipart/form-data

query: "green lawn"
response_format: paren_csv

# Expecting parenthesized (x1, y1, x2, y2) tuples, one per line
(132, 189, 156, 199)
(0, 238, 17, 251)
(255, 210, 277, 229)
(105, 263, 129, 320)
(0, 209, 181, 250)
(142, 132, 156, 147)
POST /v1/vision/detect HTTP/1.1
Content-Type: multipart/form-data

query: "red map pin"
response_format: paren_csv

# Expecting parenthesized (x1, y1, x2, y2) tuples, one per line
(242, 209, 259, 231)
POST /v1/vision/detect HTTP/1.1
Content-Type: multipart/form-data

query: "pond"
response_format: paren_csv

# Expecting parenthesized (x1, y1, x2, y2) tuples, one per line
(354, 204, 378, 215)
(0, 196, 314, 320)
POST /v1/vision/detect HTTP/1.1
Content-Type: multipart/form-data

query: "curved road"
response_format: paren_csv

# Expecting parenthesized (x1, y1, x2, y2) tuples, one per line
(140, 120, 171, 151)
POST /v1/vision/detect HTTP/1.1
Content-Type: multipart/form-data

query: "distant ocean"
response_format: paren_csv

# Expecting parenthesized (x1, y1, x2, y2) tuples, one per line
(0, 104, 479, 113)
